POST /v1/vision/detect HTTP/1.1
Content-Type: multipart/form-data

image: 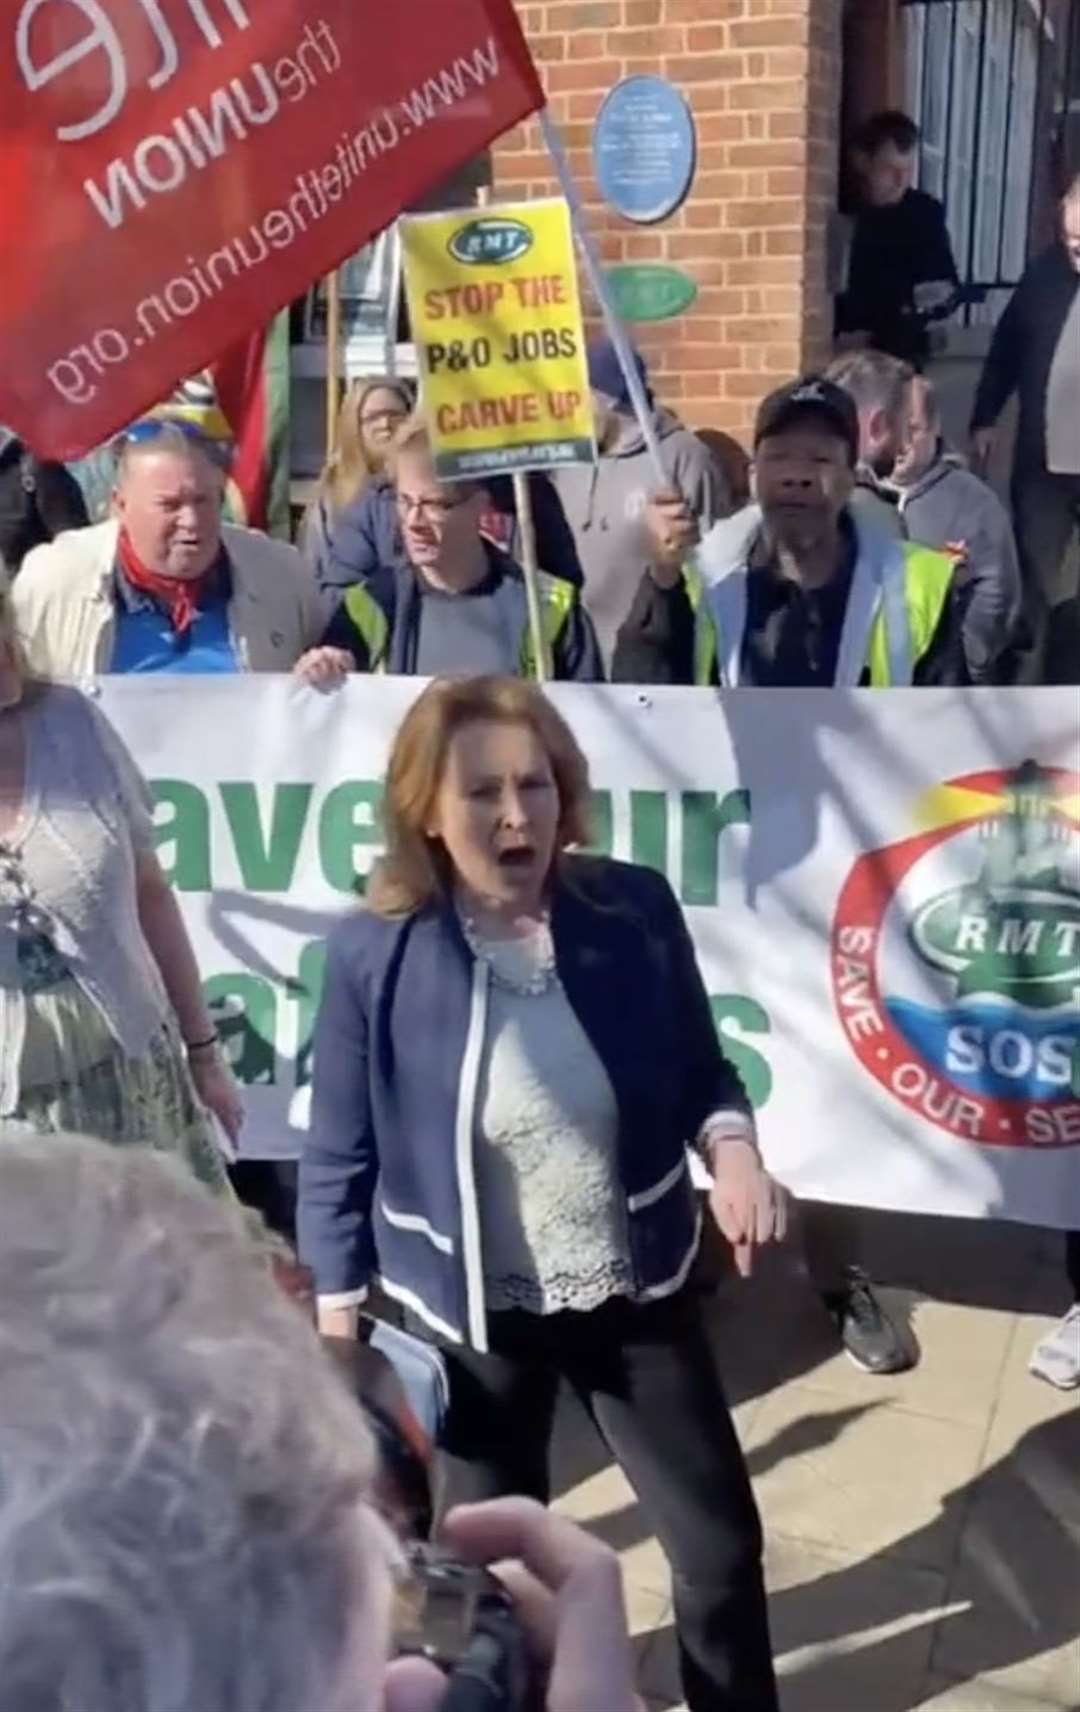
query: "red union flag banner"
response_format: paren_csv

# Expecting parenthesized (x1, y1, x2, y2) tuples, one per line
(0, 1, 543, 459)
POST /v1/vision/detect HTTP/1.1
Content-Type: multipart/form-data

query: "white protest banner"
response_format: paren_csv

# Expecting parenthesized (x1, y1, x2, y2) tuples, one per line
(95, 677, 1080, 1229)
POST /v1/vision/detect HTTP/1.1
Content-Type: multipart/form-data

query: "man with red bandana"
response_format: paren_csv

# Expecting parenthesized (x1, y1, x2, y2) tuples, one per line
(13, 421, 325, 679)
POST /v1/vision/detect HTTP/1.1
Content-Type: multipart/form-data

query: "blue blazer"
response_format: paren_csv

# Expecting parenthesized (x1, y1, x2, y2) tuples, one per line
(298, 856, 750, 1351)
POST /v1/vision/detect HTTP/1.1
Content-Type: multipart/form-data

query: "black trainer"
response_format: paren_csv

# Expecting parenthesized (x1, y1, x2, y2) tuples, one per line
(823, 1267, 916, 1374)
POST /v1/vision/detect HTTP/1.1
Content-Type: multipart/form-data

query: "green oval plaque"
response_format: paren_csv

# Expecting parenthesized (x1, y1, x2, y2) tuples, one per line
(605, 264, 698, 323)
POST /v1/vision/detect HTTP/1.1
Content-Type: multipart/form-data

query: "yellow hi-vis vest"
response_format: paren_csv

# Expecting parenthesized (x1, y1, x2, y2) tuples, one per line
(692, 538, 956, 688)
(342, 572, 576, 677)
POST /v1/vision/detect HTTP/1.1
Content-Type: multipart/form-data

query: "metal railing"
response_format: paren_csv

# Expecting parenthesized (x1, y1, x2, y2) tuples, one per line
(902, 0, 1079, 314)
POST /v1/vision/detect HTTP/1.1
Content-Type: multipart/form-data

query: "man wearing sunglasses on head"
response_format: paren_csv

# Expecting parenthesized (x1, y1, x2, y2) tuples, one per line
(296, 416, 603, 687)
(12, 420, 325, 680)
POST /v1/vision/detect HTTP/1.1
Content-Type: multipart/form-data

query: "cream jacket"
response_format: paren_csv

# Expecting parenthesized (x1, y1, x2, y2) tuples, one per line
(13, 520, 325, 677)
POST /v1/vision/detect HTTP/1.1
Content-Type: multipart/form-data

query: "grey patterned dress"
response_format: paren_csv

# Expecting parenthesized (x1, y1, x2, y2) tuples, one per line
(0, 689, 229, 1196)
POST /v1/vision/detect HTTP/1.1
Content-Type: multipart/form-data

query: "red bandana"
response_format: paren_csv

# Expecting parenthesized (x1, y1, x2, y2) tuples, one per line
(116, 530, 213, 635)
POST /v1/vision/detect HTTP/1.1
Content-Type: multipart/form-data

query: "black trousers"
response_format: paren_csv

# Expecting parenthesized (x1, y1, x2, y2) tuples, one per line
(805, 1204, 1080, 1307)
(800, 1199, 862, 1296)
(432, 1289, 779, 1712)
(1011, 468, 1080, 685)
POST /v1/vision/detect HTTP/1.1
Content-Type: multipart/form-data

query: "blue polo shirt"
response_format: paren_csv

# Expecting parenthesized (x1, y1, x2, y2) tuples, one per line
(110, 554, 239, 675)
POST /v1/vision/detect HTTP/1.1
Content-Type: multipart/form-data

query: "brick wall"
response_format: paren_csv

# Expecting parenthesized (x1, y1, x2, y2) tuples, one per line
(495, 0, 845, 445)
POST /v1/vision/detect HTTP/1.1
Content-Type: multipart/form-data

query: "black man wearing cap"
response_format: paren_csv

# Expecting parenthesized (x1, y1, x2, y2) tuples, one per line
(613, 376, 968, 1377)
(616, 377, 966, 692)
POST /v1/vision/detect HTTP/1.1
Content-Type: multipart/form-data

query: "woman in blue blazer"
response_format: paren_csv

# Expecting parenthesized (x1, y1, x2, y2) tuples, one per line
(299, 675, 787, 1712)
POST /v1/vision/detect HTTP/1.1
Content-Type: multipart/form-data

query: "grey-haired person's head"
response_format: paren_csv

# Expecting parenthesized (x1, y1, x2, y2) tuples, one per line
(0, 1133, 393, 1712)
(113, 420, 227, 581)
(826, 350, 916, 479)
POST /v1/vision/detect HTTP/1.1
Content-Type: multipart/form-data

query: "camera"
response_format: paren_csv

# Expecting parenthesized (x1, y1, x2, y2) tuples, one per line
(393, 1543, 530, 1711)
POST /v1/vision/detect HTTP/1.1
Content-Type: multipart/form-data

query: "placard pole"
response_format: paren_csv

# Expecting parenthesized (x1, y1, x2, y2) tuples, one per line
(538, 107, 667, 489)
(384, 225, 403, 379)
(325, 267, 342, 456)
(513, 469, 551, 683)
(474, 183, 550, 685)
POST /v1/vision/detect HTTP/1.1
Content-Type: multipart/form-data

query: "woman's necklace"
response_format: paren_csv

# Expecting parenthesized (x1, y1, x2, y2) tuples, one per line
(459, 908, 558, 998)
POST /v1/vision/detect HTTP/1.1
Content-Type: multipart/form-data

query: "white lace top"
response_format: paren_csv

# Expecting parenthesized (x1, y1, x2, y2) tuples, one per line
(468, 922, 634, 1315)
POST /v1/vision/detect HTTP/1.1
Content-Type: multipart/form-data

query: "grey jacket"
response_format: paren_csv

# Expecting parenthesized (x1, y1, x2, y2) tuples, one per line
(552, 408, 728, 669)
(893, 450, 1022, 682)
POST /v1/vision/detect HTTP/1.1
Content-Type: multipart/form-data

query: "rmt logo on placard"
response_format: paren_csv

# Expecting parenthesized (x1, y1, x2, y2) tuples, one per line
(449, 218, 533, 266)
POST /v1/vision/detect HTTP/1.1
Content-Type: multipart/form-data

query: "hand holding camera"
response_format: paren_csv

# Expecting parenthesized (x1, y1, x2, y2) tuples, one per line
(383, 1498, 644, 1712)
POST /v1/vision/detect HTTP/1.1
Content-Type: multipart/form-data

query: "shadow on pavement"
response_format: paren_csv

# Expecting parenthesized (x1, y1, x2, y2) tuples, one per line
(744, 1401, 888, 1482)
(766, 1406, 1080, 1712)
(551, 1209, 1078, 1710)
(626, 1404, 1080, 1712)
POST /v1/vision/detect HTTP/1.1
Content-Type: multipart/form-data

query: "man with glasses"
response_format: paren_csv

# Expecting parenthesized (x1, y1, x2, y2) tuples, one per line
(297, 416, 602, 683)
(13, 421, 325, 679)
(318, 399, 584, 599)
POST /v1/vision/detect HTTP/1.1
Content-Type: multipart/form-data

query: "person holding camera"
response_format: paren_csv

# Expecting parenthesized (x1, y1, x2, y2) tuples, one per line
(300, 673, 787, 1712)
(0, 1132, 646, 1712)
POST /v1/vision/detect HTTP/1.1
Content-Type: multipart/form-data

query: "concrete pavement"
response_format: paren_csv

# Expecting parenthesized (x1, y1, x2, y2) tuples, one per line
(551, 1209, 1080, 1712)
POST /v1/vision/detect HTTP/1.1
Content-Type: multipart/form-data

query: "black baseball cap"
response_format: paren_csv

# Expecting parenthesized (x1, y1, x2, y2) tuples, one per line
(753, 378, 859, 464)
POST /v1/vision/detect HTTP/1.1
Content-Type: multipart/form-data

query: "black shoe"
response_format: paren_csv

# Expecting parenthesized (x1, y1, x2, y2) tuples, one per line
(823, 1267, 916, 1374)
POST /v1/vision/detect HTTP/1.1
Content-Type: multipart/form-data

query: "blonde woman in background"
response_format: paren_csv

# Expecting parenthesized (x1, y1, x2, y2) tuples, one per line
(303, 376, 413, 591)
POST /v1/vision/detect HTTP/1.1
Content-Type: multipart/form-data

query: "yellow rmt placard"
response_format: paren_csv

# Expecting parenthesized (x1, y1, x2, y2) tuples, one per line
(400, 197, 595, 482)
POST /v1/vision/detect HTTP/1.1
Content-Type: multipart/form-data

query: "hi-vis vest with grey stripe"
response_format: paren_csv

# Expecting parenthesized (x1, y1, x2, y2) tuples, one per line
(342, 573, 576, 678)
(689, 512, 955, 688)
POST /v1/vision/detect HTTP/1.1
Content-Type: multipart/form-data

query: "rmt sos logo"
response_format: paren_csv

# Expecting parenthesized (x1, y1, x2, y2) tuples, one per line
(832, 762, 1080, 1149)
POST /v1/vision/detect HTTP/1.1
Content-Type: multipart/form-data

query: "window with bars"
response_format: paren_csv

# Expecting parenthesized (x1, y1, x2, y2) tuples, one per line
(902, 0, 1079, 322)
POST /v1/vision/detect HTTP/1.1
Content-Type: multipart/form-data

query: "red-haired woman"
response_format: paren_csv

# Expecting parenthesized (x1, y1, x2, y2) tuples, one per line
(300, 675, 786, 1712)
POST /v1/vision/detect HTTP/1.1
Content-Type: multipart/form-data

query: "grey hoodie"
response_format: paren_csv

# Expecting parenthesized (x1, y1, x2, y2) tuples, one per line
(893, 448, 1022, 682)
(552, 407, 728, 669)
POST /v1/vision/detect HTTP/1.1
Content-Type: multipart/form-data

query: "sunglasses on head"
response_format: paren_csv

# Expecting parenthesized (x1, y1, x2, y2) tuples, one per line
(118, 418, 231, 466)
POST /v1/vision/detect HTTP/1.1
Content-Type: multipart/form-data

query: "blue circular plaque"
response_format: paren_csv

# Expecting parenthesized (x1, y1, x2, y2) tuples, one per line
(593, 76, 697, 225)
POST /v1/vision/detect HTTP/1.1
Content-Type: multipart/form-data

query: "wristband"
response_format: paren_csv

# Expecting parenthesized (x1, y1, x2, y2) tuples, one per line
(696, 1112, 757, 1169)
(185, 1032, 219, 1056)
